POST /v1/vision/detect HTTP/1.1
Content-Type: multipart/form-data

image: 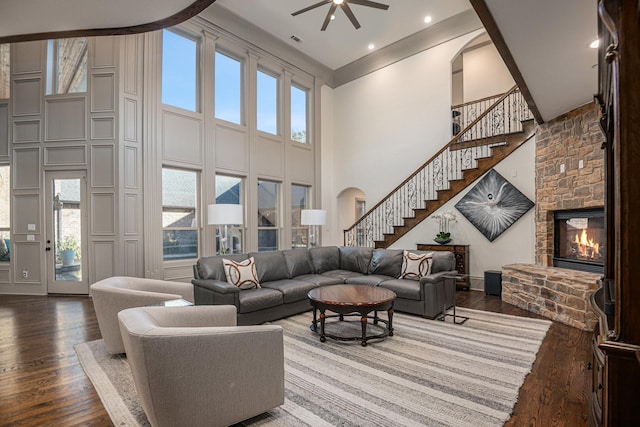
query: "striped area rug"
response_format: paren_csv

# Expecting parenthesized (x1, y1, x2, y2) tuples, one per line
(75, 307, 551, 427)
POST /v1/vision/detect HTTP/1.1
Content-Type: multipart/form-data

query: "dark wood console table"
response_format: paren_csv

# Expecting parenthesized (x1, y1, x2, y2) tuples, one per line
(416, 244, 469, 290)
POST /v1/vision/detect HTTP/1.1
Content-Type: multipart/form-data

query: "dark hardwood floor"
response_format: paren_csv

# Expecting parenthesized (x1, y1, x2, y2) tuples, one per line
(0, 291, 591, 426)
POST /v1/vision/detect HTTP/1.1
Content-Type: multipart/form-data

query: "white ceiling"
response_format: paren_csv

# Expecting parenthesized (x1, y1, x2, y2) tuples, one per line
(483, 0, 598, 122)
(216, 0, 472, 70)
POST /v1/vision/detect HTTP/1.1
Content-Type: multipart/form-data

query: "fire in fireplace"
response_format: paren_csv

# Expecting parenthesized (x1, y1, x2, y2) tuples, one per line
(553, 208, 604, 274)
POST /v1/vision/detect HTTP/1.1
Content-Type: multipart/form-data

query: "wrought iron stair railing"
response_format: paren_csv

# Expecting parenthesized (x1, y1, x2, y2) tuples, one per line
(344, 85, 533, 248)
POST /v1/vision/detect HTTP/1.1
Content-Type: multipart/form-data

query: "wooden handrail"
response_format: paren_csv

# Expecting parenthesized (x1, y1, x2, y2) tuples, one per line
(451, 91, 507, 109)
(344, 85, 519, 234)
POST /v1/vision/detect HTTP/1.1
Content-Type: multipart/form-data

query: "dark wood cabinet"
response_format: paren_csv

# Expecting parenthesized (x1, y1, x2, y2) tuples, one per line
(590, 1, 640, 425)
(416, 244, 469, 290)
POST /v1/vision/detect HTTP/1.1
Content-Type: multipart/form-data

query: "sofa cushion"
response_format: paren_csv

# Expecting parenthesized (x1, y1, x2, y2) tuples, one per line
(261, 279, 318, 304)
(399, 251, 433, 280)
(197, 254, 249, 281)
(430, 250, 456, 273)
(250, 251, 290, 282)
(295, 274, 344, 287)
(339, 246, 373, 274)
(223, 257, 260, 290)
(322, 269, 367, 281)
(368, 249, 403, 277)
(379, 279, 421, 300)
(346, 275, 394, 287)
(309, 246, 340, 273)
(282, 249, 314, 277)
(237, 288, 283, 314)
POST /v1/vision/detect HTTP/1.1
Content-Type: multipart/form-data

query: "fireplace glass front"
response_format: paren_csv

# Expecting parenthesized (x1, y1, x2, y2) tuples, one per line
(553, 208, 605, 273)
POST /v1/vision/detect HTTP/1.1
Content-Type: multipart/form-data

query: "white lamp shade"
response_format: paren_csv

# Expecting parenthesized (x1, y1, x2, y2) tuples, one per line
(208, 204, 244, 225)
(301, 209, 326, 226)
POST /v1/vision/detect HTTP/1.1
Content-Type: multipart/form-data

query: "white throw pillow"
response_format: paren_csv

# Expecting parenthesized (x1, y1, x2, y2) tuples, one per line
(223, 257, 260, 290)
(399, 250, 433, 280)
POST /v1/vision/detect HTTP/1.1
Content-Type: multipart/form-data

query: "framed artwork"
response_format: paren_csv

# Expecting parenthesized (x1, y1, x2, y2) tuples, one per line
(455, 169, 534, 242)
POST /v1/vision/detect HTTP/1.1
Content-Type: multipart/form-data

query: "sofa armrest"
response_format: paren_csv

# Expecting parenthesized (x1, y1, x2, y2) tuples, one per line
(419, 270, 455, 284)
(192, 278, 240, 295)
(192, 279, 240, 306)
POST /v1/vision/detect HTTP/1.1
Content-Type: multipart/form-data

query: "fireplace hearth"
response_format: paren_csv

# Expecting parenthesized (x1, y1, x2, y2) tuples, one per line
(553, 208, 604, 274)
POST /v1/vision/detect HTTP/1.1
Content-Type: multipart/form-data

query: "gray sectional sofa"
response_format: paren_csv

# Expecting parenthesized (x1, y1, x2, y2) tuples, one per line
(192, 246, 456, 325)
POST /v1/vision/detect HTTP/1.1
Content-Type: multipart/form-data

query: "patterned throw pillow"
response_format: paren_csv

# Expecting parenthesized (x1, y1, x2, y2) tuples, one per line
(399, 251, 433, 280)
(223, 257, 260, 290)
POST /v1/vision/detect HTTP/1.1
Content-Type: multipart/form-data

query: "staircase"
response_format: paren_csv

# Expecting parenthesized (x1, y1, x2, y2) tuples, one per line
(344, 85, 535, 248)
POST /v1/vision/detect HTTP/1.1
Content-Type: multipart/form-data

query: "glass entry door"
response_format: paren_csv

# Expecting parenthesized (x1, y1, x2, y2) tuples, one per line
(45, 171, 89, 294)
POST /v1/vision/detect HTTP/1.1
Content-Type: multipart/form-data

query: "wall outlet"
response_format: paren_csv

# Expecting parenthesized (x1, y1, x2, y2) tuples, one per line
(22, 270, 28, 278)
(579, 159, 584, 169)
(27, 224, 36, 231)
(27, 234, 34, 241)
(560, 164, 565, 173)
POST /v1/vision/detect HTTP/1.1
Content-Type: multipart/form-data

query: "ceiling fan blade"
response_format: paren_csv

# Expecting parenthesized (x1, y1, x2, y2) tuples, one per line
(321, 3, 338, 31)
(341, 3, 361, 30)
(348, 0, 390, 10)
(292, 0, 331, 16)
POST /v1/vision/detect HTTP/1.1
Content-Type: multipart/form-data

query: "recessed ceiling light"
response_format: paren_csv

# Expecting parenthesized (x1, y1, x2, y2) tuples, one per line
(424, 15, 432, 24)
(368, 43, 375, 50)
(589, 39, 600, 49)
(330, 14, 335, 20)
(333, 0, 344, 4)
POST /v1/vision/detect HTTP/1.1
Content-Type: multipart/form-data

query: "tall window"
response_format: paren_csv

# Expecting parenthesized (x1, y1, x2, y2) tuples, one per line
(162, 168, 199, 261)
(0, 166, 10, 262)
(257, 69, 278, 135)
(257, 180, 280, 251)
(0, 44, 9, 99)
(291, 185, 309, 248)
(162, 29, 198, 112)
(290, 84, 308, 143)
(46, 38, 88, 95)
(214, 51, 242, 124)
(215, 175, 244, 254)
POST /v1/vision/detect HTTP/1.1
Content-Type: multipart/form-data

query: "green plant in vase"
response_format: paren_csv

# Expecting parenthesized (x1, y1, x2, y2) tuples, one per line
(432, 210, 457, 244)
(57, 235, 80, 265)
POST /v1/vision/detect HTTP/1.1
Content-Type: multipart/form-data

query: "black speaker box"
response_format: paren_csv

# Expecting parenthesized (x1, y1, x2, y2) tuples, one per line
(484, 270, 502, 296)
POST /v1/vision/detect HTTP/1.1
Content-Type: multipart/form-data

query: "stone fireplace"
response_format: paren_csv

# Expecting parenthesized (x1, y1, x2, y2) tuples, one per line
(553, 208, 604, 274)
(502, 104, 604, 331)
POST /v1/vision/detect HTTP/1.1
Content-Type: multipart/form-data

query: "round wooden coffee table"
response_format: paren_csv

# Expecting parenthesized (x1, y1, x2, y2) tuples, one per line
(307, 284, 396, 346)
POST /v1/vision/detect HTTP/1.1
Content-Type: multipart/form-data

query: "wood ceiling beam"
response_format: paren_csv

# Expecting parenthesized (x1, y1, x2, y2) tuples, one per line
(0, 0, 217, 44)
(469, 0, 545, 124)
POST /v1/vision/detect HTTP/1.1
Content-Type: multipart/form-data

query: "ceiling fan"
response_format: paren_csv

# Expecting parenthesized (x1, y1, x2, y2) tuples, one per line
(292, 0, 390, 31)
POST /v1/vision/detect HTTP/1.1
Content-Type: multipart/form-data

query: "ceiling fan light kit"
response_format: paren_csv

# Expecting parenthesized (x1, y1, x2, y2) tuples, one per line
(292, 0, 390, 31)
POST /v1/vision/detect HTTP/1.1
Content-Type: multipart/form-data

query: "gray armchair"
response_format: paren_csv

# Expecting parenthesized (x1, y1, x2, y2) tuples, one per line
(117, 305, 285, 427)
(91, 276, 194, 354)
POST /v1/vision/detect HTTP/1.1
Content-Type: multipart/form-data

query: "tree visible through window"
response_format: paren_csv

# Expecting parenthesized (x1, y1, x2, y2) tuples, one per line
(162, 168, 199, 260)
(162, 29, 198, 112)
(291, 85, 308, 143)
(46, 38, 88, 95)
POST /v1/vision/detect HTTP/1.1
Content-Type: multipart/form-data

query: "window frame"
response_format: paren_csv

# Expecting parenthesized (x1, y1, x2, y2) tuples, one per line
(161, 167, 200, 262)
(45, 38, 89, 96)
(214, 174, 245, 254)
(214, 48, 245, 126)
(290, 82, 310, 144)
(161, 28, 201, 113)
(256, 66, 281, 136)
(0, 165, 10, 263)
(291, 184, 310, 248)
(257, 179, 281, 252)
